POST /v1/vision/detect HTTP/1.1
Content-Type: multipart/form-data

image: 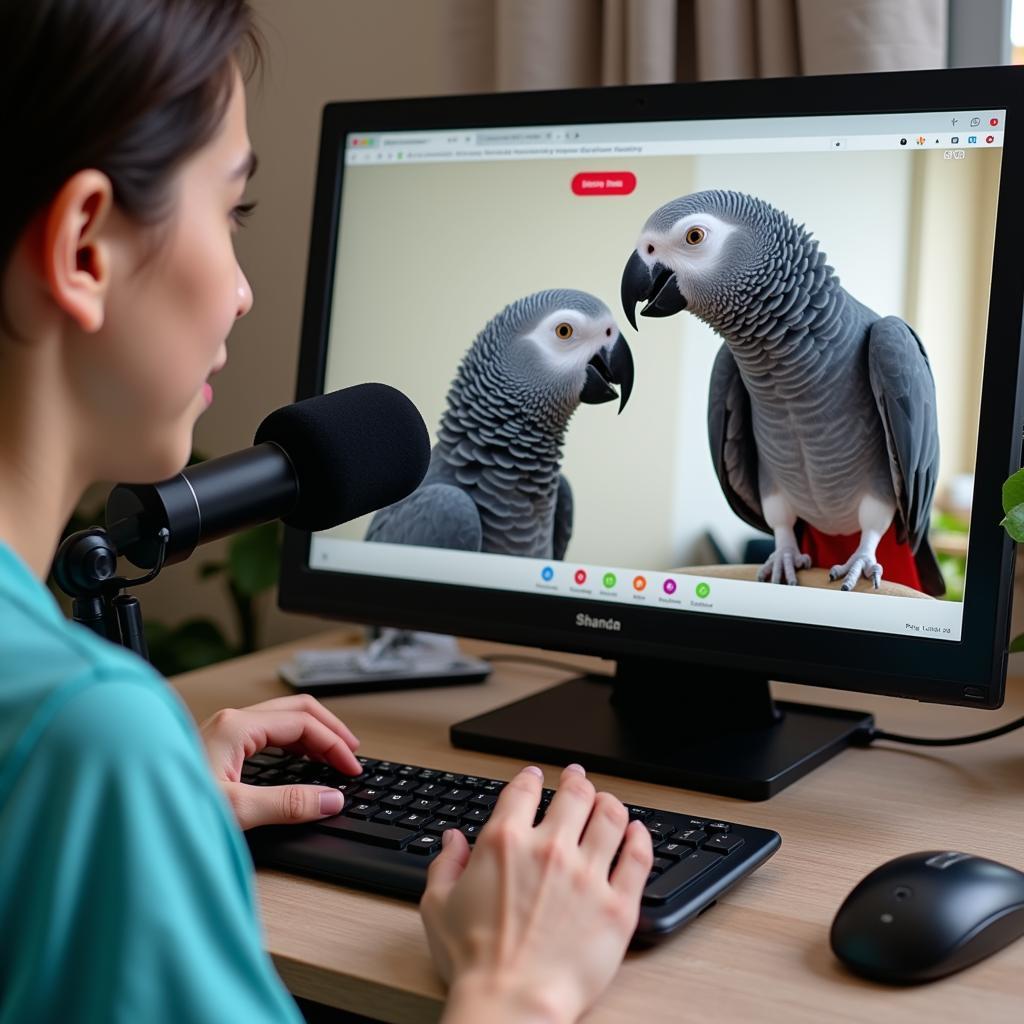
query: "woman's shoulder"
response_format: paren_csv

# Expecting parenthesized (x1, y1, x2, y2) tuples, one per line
(0, 595, 200, 783)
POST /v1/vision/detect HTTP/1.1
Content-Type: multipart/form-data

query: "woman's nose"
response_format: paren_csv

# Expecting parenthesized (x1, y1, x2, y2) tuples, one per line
(236, 268, 253, 319)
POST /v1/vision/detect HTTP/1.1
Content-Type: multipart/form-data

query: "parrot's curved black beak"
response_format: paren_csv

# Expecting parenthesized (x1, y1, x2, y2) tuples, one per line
(620, 250, 688, 330)
(581, 332, 634, 414)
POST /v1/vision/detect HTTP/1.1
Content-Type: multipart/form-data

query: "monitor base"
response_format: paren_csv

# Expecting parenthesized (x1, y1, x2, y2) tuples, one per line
(451, 659, 874, 800)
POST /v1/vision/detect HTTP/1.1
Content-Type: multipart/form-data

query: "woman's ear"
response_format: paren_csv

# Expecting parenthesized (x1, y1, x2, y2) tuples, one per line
(41, 170, 115, 333)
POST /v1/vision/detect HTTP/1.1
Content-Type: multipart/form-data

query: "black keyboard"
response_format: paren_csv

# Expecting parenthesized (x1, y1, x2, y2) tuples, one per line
(244, 751, 782, 942)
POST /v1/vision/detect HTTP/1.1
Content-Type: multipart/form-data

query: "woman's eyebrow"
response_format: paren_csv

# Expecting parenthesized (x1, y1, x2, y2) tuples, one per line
(230, 150, 258, 181)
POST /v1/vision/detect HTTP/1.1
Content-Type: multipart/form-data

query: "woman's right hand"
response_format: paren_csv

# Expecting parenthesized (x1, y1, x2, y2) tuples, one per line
(420, 763, 653, 1024)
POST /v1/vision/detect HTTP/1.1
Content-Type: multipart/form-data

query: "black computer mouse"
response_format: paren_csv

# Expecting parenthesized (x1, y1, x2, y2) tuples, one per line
(830, 850, 1024, 984)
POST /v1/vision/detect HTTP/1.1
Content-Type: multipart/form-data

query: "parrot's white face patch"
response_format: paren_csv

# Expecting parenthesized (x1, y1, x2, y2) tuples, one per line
(524, 309, 619, 375)
(637, 212, 738, 290)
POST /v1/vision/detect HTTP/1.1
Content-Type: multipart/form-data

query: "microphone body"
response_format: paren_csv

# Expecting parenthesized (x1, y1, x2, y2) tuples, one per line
(106, 444, 296, 568)
(106, 383, 430, 569)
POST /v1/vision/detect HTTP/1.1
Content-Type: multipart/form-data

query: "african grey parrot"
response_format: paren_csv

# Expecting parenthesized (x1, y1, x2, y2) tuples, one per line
(621, 189, 944, 596)
(366, 289, 634, 559)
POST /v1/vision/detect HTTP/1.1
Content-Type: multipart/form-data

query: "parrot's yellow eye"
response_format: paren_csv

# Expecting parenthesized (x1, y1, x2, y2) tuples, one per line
(685, 226, 706, 245)
(555, 322, 574, 340)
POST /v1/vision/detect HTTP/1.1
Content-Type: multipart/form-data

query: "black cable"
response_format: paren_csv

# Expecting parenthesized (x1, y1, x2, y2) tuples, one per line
(482, 653, 1024, 748)
(868, 716, 1024, 747)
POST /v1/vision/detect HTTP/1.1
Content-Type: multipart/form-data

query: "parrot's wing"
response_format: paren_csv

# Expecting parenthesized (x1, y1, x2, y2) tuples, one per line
(552, 474, 574, 561)
(365, 483, 482, 551)
(866, 317, 940, 555)
(707, 344, 770, 534)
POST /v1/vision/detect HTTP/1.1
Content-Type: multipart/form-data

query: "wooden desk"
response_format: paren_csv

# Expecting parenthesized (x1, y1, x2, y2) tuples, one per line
(172, 631, 1024, 1023)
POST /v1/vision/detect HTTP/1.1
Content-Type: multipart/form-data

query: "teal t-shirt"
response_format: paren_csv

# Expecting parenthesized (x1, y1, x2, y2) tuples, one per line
(0, 542, 304, 1023)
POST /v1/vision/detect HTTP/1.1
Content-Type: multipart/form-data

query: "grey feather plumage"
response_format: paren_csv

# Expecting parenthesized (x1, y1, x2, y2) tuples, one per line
(648, 190, 943, 594)
(367, 290, 608, 558)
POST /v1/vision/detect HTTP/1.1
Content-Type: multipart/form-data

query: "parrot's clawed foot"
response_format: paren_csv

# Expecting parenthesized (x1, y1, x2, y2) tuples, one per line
(829, 554, 883, 591)
(757, 547, 812, 586)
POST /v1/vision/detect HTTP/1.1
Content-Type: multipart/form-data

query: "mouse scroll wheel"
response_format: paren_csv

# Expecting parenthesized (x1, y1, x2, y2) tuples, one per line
(925, 851, 972, 870)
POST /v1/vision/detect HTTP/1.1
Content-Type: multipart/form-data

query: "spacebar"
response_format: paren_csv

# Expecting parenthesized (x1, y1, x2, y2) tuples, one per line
(643, 850, 720, 904)
(318, 816, 416, 848)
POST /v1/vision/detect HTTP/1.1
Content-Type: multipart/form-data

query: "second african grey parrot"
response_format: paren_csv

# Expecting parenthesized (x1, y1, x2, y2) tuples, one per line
(366, 289, 634, 559)
(621, 189, 944, 596)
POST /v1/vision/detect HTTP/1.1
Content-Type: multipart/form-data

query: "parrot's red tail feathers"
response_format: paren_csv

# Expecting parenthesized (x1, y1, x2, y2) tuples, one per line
(800, 523, 923, 592)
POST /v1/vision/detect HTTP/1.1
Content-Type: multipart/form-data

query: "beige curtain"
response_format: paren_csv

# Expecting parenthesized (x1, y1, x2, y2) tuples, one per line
(442, 0, 948, 92)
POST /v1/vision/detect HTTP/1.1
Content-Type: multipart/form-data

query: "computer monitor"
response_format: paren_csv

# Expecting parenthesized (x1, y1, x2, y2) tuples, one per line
(278, 66, 1024, 799)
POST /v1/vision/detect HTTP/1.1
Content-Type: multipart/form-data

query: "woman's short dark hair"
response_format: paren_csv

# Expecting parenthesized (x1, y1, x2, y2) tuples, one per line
(0, 0, 261, 325)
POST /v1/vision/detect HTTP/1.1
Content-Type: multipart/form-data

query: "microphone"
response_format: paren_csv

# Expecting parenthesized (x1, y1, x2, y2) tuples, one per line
(105, 383, 430, 569)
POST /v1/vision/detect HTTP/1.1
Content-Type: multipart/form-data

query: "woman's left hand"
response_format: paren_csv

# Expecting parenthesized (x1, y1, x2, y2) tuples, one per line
(199, 694, 362, 831)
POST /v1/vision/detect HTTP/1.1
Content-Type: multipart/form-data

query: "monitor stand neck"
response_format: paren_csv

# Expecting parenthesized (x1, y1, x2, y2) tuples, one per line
(451, 655, 874, 800)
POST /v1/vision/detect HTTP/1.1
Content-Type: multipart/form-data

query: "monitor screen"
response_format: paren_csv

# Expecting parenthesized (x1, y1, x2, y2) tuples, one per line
(307, 105, 1005, 649)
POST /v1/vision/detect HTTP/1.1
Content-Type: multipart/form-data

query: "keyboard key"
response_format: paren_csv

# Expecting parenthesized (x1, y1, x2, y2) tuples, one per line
(674, 830, 708, 848)
(704, 834, 744, 855)
(438, 803, 467, 817)
(704, 821, 730, 834)
(656, 841, 688, 860)
(258, 768, 284, 782)
(646, 819, 675, 838)
(460, 823, 483, 842)
(410, 798, 439, 812)
(318, 816, 415, 849)
(382, 792, 413, 808)
(627, 807, 650, 822)
(439, 773, 465, 785)
(365, 773, 396, 788)
(247, 753, 285, 768)
(417, 769, 439, 780)
(356, 757, 379, 769)
(354, 787, 386, 802)
(469, 794, 498, 809)
(424, 818, 460, 835)
(444, 787, 474, 802)
(644, 850, 720, 903)
(652, 857, 675, 873)
(462, 807, 489, 824)
(241, 765, 261, 779)
(408, 835, 440, 855)
(391, 778, 419, 793)
(398, 811, 433, 829)
(479, 782, 504, 795)
(415, 783, 449, 798)
(372, 808, 406, 825)
(345, 802, 380, 820)
(262, 747, 286, 758)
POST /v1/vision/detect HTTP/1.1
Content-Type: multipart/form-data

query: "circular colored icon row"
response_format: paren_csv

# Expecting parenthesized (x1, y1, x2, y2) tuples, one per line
(540, 566, 710, 598)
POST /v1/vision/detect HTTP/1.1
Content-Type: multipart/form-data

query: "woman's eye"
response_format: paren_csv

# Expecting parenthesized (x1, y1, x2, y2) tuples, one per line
(231, 200, 258, 228)
(685, 226, 706, 245)
(555, 322, 574, 340)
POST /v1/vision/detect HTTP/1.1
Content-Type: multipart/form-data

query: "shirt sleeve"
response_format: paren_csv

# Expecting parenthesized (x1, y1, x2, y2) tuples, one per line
(0, 673, 305, 1024)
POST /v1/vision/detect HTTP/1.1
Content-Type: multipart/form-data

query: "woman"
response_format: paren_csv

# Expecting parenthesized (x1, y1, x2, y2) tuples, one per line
(0, 3, 654, 1022)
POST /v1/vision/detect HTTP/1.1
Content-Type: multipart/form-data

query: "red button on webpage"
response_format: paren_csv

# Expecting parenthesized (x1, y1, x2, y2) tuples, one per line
(571, 171, 637, 196)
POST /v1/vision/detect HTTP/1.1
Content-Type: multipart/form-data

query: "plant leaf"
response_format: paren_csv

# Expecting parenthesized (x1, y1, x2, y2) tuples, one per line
(1000, 503, 1024, 543)
(199, 561, 227, 580)
(1002, 469, 1024, 516)
(228, 521, 281, 598)
(1010, 634, 1024, 654)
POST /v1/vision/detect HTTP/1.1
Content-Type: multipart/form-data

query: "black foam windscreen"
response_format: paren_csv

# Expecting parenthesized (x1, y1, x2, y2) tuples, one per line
(253, 384, 430, 532)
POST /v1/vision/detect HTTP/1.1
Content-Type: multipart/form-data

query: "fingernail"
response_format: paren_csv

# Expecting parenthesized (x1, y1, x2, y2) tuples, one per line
(319, 790, 343, 816)
(522, 765, 544, 778)
(441, 829, 453, 847)
(566, 762, 585, 774)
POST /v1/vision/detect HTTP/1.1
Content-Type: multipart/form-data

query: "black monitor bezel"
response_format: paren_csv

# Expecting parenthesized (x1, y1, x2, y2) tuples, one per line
(279, 65, 1024, 710)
